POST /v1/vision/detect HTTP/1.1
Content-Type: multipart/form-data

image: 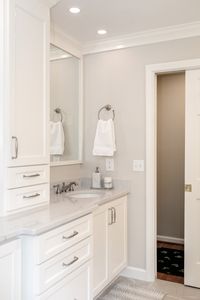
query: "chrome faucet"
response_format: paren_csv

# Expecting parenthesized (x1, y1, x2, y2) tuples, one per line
(53, 181, 78, 194)
(61, 181, 78, 193)
(53, 184, 62, 194)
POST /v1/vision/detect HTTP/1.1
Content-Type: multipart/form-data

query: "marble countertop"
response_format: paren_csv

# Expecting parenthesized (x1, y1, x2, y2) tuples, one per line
(0, 188, 128, 243)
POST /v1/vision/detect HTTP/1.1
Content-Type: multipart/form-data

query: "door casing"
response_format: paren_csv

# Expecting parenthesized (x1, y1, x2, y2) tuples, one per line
(145, 58, 200, 281)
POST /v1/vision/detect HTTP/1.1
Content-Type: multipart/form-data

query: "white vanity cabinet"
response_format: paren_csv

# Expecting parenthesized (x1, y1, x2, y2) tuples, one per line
(22, 214, 93, 300)
(36, 262, 92, 300)
(0, 0, 50, 215)
(0, 240, 21, 300)
(93, 196, 127, 297)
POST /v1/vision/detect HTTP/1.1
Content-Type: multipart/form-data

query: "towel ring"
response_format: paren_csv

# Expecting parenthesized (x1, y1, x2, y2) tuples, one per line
(98, 105, 115, 120)
(54, 108, 63, 122)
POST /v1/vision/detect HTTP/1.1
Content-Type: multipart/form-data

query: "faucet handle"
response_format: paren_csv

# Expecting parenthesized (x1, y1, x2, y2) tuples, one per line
(53, 184, 61, 194)
(68, 182, 78, 192)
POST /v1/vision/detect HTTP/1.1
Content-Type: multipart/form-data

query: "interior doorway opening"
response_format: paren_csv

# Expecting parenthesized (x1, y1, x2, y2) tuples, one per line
(156, 72, 185, 284)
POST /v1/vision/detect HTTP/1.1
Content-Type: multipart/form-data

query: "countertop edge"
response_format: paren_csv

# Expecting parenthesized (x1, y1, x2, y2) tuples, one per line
(0, 190, 129, 243)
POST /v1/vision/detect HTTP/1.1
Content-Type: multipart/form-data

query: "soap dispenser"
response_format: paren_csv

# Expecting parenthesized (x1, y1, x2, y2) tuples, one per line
(92, 167, 101, 189)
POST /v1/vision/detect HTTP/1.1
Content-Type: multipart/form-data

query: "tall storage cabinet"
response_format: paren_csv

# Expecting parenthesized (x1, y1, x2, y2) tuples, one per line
(8, 0, 49, 167)
(0, 0, 50, 215)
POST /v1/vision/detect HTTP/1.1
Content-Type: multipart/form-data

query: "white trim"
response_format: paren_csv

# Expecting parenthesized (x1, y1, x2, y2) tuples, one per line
(50, 25, 81, 58)
(49, 21, 200, 55)
(50, 26, 84, 167)
(82, 22, 200, 55)
(122, 266, 149, 282)
(146, 58, 200, 281)
(157, 235, 184, 245)
(50, 160, 83, 167)
(42, 0, 61, 8)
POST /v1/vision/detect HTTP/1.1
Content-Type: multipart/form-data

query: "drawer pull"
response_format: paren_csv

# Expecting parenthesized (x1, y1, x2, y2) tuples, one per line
(62, 231, 78, 240)
(23, 173, 40, 178)
(23, 193, 40, 199)
(62, 256, 79, 267)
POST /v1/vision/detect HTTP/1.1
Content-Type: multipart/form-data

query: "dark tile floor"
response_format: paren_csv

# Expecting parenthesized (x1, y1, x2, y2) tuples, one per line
(157, 241, 184, 284)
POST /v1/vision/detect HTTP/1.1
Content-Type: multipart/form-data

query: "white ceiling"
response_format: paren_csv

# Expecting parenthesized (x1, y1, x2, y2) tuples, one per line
(51, 0, 200, 44)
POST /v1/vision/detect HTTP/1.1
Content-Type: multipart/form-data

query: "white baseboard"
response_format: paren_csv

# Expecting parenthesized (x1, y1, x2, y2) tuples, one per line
(121, 266, 151, 281)
(157, 235, 184, 244)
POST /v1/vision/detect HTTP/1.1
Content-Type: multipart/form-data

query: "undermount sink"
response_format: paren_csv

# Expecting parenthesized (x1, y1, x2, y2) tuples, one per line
(67, 190, 104, 200)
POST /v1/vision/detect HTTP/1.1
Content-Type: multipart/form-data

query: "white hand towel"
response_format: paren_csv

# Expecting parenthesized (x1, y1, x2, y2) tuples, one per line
(93, 119, 116, 156)
(50, 121, 65, 155)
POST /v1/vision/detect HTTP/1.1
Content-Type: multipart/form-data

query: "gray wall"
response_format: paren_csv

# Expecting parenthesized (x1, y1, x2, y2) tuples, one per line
(50, 164, 81, 183)
(81, 36, 200, 270)
(157, 73, 185, 240)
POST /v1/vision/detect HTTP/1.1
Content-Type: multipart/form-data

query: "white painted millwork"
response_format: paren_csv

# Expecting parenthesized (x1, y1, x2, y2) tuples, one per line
(0, 0, 50, 215)
(5, 184, 49, 214)
(108, 197, 127, 281)
(36, 261, 92, 300)
(93, 205, 109, 297)
(185, 69, 200, 288)
(0, 240, 21, 300)
(93, 196, 127, 297)
(145, 59, 200, 282)
(50, 27, 84, 166)
(35, 237, 92, 294)
(34, 214, 92, 264)
(7, 165, 50, 189)
(22, 197, 126, 299)
(22, 213, 93, 300)
(7, 0, 49, 167)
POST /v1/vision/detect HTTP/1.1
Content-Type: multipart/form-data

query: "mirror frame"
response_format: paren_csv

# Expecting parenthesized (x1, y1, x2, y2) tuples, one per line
(50, 33, 83, 166)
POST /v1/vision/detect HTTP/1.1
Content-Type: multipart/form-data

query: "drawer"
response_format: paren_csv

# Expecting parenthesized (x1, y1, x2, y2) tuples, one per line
(34, 214, 92, 264)
(7, 165, 49, 189)
(36, 261, 92, 300)
(35, 237, 92, 295)
(5, 184, 49, 213)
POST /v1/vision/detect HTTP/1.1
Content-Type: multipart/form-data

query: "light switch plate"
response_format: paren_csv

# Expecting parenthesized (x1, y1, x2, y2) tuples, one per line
(133, 160, 144, 172)
(106, 158, 114, 171)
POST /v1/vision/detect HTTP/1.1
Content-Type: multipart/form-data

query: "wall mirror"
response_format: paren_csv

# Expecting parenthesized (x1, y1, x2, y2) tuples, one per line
(50, 44, 82, 166)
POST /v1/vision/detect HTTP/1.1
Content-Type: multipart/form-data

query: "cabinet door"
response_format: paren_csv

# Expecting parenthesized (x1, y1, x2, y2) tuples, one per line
(37, 262, 92, 300)
(93, 205, 109, 297)
(0, 240, 21, 300)
(7, 0, 49, 167)
(108, 197, 127, 281)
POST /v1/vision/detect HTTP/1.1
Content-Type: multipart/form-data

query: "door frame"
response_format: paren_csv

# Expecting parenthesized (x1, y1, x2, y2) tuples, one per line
(145, 58, 200, 281)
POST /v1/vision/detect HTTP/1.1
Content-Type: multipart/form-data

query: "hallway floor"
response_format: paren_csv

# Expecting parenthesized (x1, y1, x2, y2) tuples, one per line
(157, 241, 184, 284)
(155, 278, 200, 300)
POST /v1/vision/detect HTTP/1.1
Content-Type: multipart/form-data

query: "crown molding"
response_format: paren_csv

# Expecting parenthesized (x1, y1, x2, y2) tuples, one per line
(50, 25, 82, 58)
(82, 21, 200, 54)
(42, 0, 60, 8)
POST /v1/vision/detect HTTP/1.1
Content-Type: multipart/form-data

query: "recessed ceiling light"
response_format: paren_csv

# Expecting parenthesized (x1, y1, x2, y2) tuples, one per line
(97, 29, 107, 35)
(69, 7, 80, 14)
